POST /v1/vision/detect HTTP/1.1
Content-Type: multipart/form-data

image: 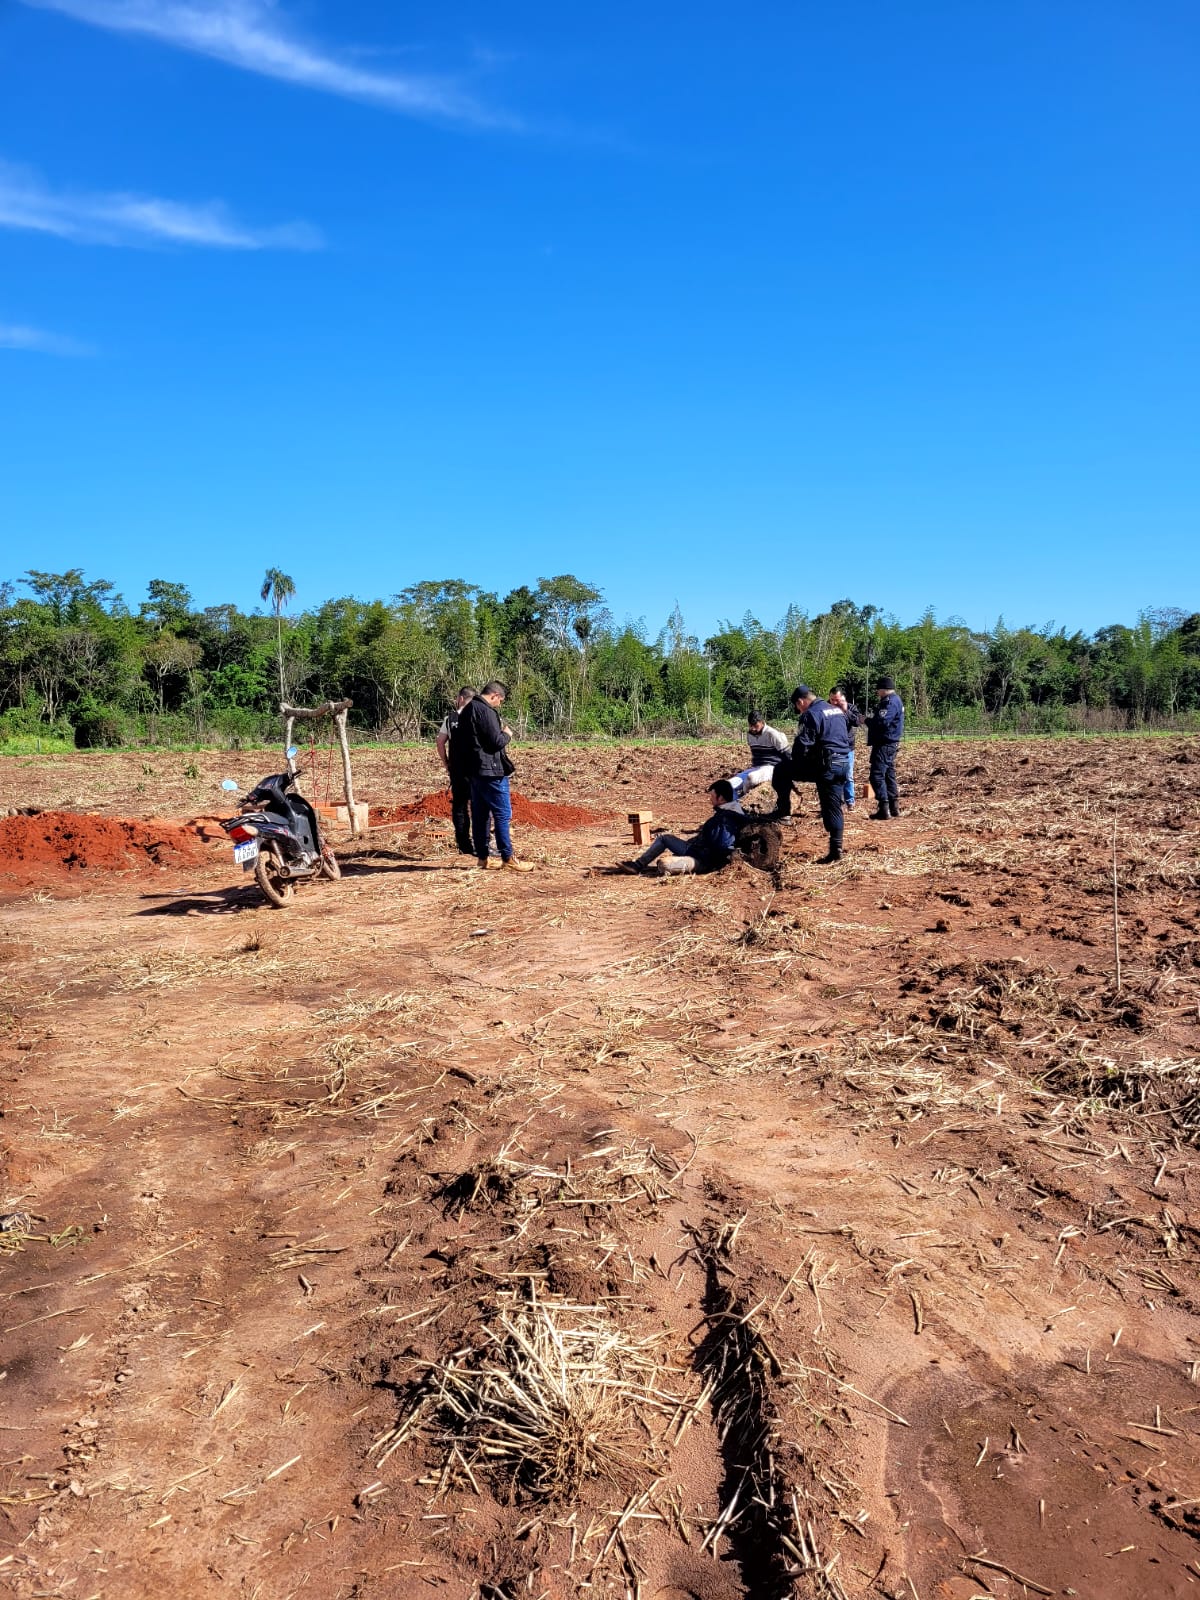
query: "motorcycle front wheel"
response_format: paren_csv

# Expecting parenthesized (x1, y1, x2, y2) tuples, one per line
(255, 850, 296, 908)
(319, 845, 341, 880)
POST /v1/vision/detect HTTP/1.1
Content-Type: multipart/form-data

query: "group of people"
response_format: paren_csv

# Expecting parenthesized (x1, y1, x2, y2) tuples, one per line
(436, 681, 534, 871)
(435, 677, 905, 879)
(624, 679, 905, 874)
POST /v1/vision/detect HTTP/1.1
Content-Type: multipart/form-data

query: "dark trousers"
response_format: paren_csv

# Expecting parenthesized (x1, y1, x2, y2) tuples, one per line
(450, 771, 473, 853)
(470, 775, 513, 861)
(816, 756, 850, 845)
(771, 759, 794, 815)
(772, 756, 818, 816)
(869, 742, 900, 812)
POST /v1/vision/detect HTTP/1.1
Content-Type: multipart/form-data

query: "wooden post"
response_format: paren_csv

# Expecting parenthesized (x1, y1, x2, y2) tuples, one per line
(284, 715, 296, 775)
(628, 811, 654, 848)
(335, 707, 359, 837)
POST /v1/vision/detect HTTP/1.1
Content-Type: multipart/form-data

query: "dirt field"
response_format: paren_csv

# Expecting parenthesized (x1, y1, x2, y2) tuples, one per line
(2, 735, 1198, 1600)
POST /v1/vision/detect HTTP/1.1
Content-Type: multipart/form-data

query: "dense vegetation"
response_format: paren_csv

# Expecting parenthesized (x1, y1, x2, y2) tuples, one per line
(2, 569, 1198, 750)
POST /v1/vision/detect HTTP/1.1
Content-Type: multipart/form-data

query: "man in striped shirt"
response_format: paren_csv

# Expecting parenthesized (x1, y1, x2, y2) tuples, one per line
(731, 712, 790, 800)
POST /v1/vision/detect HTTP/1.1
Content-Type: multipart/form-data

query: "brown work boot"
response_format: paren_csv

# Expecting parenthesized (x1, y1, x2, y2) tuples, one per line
(482, 857, 505, 869)
(503, 857, 534, 873)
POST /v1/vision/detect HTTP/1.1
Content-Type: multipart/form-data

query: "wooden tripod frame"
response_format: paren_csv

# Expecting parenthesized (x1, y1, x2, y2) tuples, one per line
(279, 697, 361, 837)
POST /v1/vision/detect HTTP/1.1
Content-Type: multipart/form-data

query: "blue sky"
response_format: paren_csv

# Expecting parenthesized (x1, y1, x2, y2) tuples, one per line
(1, 0, 1197, 638)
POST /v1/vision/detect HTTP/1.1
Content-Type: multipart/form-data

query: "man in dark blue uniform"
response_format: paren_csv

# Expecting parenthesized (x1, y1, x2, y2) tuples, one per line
(866, 677, 905, 820)
(792, 685, 852, 864)
(770, 685, 819, 818)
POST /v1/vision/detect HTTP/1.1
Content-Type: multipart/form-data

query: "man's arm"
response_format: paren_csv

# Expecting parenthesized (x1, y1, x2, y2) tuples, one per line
(711, 814, 741, 853)
(475, 703, 512, 754)
(435, 727, 451, 775)
(691, 811, 737, 864)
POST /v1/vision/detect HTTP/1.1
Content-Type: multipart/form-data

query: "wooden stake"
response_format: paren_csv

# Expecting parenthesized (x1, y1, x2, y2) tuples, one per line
(335, 708, 359, 836)
(1111, 804, 1121, 994)
(627, 811, 654, 849)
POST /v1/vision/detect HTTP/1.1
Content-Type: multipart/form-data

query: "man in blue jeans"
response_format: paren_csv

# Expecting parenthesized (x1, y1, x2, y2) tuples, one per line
(454, 681, 534, 872)
(792, 685, 852, 864)
(829, 688, 863, 809)
(622, 780, 744, 875)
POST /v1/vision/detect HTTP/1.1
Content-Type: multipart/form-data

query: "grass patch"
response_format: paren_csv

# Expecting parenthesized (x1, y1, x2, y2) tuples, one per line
(0, 736, 76, 755)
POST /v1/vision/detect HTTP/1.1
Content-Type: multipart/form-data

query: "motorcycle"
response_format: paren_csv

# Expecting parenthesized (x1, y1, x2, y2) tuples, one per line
(219, 754, 340, 908)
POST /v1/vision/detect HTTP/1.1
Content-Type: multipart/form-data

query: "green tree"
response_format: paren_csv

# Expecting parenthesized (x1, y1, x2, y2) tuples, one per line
(260, 568, 296, 703)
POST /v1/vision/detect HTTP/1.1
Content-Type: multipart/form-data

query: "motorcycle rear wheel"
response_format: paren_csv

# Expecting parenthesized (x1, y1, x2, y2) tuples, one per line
(319, 846, 341, 880)
(255, 850, 296, 908)
(739, 821, 783, 871)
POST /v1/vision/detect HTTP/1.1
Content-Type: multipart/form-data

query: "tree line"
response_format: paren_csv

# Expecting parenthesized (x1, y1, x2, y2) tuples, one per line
(1, 568, 1197, 749)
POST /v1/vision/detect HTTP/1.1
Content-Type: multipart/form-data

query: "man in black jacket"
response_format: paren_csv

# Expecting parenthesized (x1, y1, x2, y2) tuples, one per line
(455, 681, 534, 872)
(435, 686, 476, 855)
(622, 780, 745, 876)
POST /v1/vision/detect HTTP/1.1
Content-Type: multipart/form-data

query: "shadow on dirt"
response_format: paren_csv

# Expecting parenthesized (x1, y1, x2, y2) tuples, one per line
(136, 886, 260, 915)
(690, 1243, 796, 1600)
(135, 855, 454, 914)
(338, 853, 449, 877)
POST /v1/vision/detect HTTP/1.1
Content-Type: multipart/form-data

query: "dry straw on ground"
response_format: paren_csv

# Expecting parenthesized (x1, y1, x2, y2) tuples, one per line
(439, 1133, 687, 1216)
(1044, 1051, 1200, 1137)
(376, 1287, 688, 1502)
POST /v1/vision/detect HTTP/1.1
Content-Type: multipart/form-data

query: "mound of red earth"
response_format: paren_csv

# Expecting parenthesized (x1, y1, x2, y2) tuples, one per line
(372, 790, 607, 831)
(0, 809, 221, 884)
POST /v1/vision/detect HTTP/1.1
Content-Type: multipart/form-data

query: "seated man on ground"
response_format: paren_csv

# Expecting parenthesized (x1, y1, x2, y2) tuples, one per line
(623, 780, 744, 876)
(731, 711, 790, 800)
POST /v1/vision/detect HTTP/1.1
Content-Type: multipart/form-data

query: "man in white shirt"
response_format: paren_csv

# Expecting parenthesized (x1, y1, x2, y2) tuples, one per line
(731, 711, 790, 800)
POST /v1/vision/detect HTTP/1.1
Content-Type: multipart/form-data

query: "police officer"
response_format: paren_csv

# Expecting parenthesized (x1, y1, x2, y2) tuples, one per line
(770, 685, 818, 818)
(866, 676, 905, 820)
(792, 685, 852, 863)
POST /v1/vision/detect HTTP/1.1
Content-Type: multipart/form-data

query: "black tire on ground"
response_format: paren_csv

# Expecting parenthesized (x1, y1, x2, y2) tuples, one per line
(255, 849, 296, 907)
(319, 846, 341, 880)
(738, 821, 783, 871)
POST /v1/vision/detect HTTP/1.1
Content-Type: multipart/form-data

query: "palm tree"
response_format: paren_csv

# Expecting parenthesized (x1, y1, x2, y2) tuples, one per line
(260, 568, 296, 703)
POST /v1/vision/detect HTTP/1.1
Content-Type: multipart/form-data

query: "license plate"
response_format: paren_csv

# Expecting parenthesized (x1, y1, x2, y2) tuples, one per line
(233, 840, 259, 865)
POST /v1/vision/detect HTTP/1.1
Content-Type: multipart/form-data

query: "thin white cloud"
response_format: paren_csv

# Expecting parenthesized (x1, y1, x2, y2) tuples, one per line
(0, 160, 322, 250)
(0, 322, 94, 356)
(20, 0, 511, 128)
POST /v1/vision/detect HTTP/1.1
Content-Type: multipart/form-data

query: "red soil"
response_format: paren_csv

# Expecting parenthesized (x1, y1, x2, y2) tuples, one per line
(0, 788, 603, 888)
(371, 789, 608, 831)
(0, 810, 218, 883)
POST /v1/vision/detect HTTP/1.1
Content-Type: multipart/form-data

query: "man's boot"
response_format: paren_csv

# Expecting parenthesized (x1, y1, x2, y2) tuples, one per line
(817, 839, 844, 865)
(868, 807, 892, 821)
